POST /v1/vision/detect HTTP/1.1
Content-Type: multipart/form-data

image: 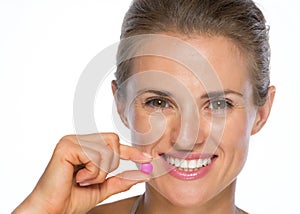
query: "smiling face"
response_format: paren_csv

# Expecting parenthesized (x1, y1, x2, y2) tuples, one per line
(114, 34, 273, 208)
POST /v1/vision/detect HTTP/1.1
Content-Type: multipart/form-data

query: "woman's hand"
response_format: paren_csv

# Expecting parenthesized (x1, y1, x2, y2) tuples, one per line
(13, 133, 152, 214)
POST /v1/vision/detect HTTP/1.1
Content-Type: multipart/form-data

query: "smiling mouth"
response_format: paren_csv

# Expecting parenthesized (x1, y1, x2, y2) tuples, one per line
(160, 153, 218, 171)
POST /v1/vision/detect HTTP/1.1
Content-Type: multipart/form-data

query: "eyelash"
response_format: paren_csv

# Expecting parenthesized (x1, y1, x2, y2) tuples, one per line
(206, 98, 234, 112)
(143, 96, 234, 114)
(144, 96, 174, 110)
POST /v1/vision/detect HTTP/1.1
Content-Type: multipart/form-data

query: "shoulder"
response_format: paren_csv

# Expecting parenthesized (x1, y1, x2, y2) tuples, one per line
(239, 208, 249, 214)
(87, 195, 140, 214)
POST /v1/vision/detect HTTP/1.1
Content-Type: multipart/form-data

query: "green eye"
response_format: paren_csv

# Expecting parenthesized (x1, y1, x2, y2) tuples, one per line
(146, 98, 170, 109)
(208, 99, 233, 111)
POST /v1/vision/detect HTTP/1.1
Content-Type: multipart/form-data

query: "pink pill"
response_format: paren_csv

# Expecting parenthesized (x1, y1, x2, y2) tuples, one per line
(140, 162, 153, 174)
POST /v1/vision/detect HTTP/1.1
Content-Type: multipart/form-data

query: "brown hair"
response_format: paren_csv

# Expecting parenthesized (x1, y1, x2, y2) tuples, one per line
(115, 0, 270, 106)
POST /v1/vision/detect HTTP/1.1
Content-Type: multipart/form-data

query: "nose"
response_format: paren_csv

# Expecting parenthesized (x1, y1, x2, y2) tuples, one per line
(172, 103, 210, 151)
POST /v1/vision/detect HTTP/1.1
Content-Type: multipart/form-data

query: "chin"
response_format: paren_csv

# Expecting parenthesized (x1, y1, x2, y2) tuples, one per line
(149, 177, 214, 208)
(169, 186, 212, 207)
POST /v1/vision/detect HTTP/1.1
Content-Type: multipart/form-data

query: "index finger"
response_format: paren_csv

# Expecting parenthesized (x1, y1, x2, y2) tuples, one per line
(119, 144, 152, 163)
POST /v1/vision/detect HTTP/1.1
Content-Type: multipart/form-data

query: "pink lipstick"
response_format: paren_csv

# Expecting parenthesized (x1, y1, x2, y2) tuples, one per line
(160, 153, 217, 180)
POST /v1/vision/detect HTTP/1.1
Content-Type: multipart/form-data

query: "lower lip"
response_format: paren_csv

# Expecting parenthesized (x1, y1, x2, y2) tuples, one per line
(161, 156, 216, 181)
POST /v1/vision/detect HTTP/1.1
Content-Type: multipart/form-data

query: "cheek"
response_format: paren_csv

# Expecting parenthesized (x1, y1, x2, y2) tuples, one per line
(216, 111, 253, 179)
(129, 109, 152, 134)
(129, 109, 180, 149)
(222, 111, 253, 151)
(128, 106, 178, 146)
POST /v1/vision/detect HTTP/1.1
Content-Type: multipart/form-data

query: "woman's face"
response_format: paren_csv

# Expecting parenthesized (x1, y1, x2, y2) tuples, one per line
(116, 35, 269, 207)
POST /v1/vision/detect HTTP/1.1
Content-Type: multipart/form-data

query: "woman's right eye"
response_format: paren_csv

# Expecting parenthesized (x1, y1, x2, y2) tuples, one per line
(144, 98, 171, 109)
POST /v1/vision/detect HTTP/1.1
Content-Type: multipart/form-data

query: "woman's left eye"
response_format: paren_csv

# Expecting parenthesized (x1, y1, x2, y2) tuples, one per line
(208, 99, 233, 111)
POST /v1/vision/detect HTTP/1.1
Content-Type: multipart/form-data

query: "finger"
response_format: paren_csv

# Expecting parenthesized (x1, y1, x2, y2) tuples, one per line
(34, 139, 96, 197)
(119, 144, 153, 163)
(75, 145, 112, 184)
(100, 133, 121, 172)
(75, 162, 105, 185)
(98, 170, 150, 201)
(76, 144, 152, 186)
(76, 133, 120, 172)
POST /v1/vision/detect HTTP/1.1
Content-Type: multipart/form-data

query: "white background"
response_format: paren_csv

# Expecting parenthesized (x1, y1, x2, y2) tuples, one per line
(1, 0, 299, 213)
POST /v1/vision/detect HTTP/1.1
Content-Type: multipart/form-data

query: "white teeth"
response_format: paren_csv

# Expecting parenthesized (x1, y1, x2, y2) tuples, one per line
(180, 160, 188, 168)
(170, 157, 175, 165)
(164, 155, 214, 171)
(188, 160, 197, 169)
(174, 158, 181, 167)
(197, 159, 203, 168)
(207, 158, 211, 165)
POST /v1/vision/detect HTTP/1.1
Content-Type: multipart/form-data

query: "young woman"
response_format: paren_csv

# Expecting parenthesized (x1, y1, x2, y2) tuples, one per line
(14, 0, 275, 213)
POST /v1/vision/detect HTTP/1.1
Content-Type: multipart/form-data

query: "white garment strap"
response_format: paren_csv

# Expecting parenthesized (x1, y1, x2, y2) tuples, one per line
(130, 195, 143, 214)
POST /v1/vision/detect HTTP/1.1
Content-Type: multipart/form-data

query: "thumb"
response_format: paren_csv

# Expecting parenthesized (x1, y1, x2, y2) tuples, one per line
(98, 170, 150, 201)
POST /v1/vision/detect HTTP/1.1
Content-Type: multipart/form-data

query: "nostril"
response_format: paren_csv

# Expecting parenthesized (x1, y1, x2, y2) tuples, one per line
(172, 141, 196, 151)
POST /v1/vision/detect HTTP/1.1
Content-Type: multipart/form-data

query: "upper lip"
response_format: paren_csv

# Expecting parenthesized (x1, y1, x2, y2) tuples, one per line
(159, 152, 217, 160)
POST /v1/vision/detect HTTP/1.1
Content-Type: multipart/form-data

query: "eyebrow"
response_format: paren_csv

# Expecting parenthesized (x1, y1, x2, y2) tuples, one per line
(137, 89, 243, 99)
(200, 89, 243, 99)
(137, 89, 172, 97)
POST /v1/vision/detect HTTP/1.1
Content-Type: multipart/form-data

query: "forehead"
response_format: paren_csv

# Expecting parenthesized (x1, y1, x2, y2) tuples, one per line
(131, 35, 250, 96)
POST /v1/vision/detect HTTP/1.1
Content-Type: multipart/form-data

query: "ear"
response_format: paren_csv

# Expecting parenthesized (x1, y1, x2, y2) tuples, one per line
(251, 86, 276, 135)
(111, 80, 130, 128)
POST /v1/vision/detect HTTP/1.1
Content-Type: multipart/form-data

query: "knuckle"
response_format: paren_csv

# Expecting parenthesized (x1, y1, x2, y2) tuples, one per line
(55, 135, 78, 154)
(97, 176, 107, 184)
(97, 171, 108, 183)
(89, 165, 100, 177)
(104, 132, 120, 144)
(109, 161, 119, 172)
(54, 141, 70, 155)
(59, 134, 77, 143)
(117, 178, 131, 192)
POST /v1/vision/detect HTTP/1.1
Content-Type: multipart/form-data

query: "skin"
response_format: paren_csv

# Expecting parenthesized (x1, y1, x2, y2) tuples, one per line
(14, 34, 275, 214)
(109, 34, 275, 214)
(13, 133, 152, 213)
(130, 35, 255, 212)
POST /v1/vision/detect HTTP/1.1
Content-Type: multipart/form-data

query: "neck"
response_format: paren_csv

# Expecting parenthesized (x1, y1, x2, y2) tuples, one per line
(139, 180, 238, 214)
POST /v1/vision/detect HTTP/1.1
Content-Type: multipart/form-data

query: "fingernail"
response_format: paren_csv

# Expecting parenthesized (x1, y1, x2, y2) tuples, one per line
(142, 152, 152, 159)
(133, 174, 151, 182)
(78, 182, 91, 187)
(121, 171, 151, 181)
